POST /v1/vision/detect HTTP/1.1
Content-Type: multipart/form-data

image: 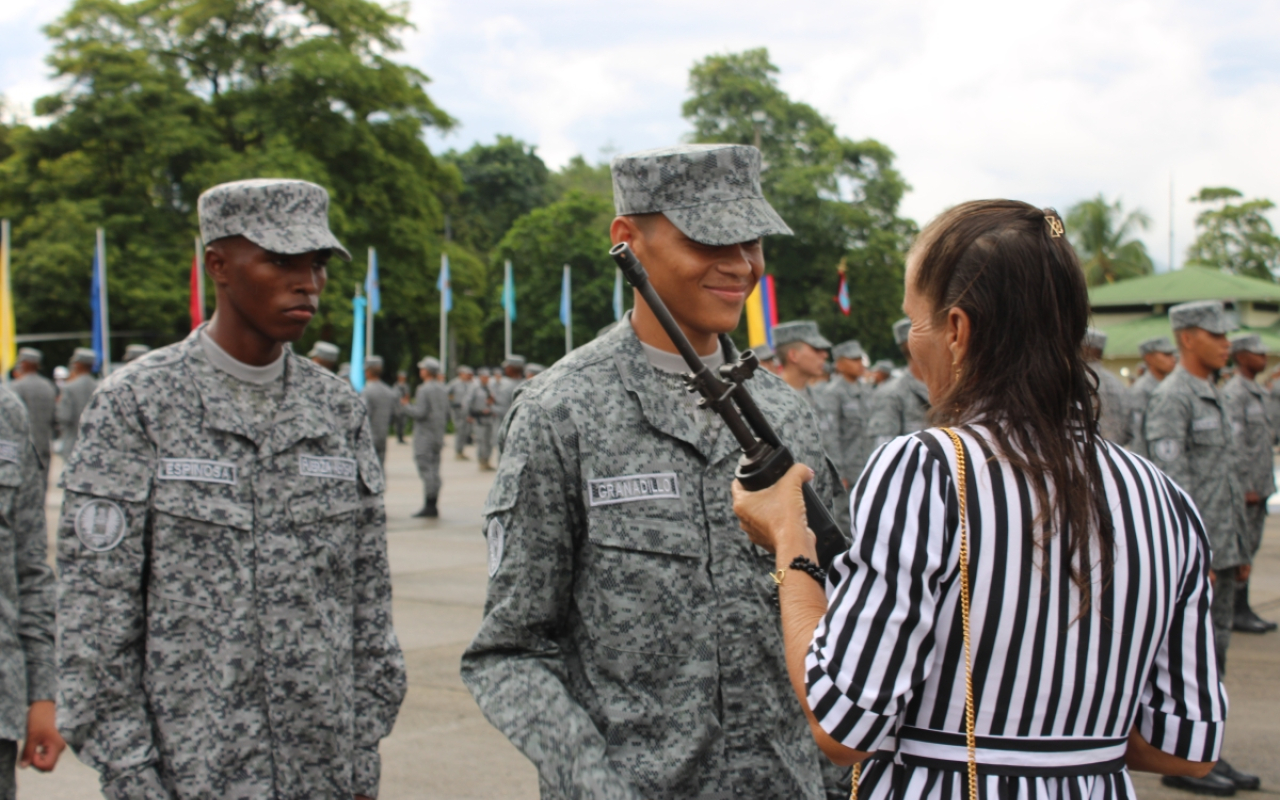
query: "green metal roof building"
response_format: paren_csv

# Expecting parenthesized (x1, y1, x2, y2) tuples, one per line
(1089, 267, 1280, 377)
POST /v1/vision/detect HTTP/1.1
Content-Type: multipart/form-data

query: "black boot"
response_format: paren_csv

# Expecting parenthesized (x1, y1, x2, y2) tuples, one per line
(1163, 773, 1237, 796)
(1214, 759, 1261, 791)
(425, 496, 438, 518)
(1234, 582, 1277, 633)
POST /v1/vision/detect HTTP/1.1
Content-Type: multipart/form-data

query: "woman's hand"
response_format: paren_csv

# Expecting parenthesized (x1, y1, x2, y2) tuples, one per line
(732, 463, 815, 556)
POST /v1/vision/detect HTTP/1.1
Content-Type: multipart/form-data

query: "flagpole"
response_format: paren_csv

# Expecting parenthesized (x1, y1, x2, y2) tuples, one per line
(194, 236, 205, 323)
(563, 264, 572, 354)
(366, 247, 375, 356)
(439, 253, 449, 377)
(96, 228, 111, 376)
(0, 220, 10, 382)
(503, 259, 512, 359)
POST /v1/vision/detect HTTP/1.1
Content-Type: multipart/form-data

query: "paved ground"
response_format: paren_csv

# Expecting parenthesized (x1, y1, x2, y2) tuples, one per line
(17, 438, 1280, 798)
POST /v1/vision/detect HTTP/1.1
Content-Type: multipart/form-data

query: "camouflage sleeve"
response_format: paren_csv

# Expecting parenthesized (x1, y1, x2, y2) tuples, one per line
(864, 390, 901, 448)
(56, 389, 172, 799)
(16, 434, 55, 704)
(1222, 384, 1249, 486)
(350, 409, 407, 796)
(460, 401, 643, 800)
(400, 385, 431, 422)
(1145, 391, 1193, 494)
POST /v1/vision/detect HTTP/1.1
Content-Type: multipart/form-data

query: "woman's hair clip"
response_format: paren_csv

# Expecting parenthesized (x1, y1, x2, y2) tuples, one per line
(1045, 213, 1065, 239)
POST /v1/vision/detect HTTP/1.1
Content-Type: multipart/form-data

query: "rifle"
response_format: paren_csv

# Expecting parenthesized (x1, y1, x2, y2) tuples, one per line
(609, 242, 847, 569)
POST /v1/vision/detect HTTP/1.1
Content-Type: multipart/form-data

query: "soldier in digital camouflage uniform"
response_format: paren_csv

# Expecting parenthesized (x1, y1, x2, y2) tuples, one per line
(490, 354, 525, 427)
(446, 365, 474, 460)
(865, 318, 929, 450)
(469, 367, 498, 471)
(1224, 333, 1278, 633)
(1126, 336, 1177, 456)
(1146, 301, 1260, 794)
(55, 347, 98, 462)
(123, 344, 152, 363)
(9, 348, 57, 493)
(308, 340, 340, 371)
(818, 340, 871, 488)
(402, 356, 449, 518)
(361, 355, 400, 468)
(773, 320, 831, 406)
(462, 143, 850, 800)
(56, 178, 406, 800)
(868, 359, 893, 387)
(0, 384, 64, 797)
(1083, 328, 1131, 446)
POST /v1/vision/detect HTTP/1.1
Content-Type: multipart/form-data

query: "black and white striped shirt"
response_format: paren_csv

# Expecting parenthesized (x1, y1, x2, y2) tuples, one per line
(807, 425, 1226, 798)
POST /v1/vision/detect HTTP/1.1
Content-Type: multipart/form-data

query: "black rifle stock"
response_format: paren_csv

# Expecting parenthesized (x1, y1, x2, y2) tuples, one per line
(609, 242, 846, 569)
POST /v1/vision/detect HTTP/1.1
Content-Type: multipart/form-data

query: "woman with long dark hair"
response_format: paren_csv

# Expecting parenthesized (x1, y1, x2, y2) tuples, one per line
(733, 200, 1226, 798)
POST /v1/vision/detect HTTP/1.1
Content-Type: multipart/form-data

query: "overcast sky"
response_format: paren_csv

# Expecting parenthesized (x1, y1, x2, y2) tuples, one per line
(3, 0, 1279, 270)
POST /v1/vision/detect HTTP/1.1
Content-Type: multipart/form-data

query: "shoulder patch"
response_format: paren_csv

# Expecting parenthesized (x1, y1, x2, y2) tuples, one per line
(75, 499, 127, 552)
(487, 517, 505, 577)
(1152, 438, 1181, 462)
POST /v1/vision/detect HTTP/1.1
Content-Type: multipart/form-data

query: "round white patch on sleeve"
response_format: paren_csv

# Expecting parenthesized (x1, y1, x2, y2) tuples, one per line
(1152, 439, 1181, 462)
(75, 499, 127, 552)
(487, 517, 505, 577)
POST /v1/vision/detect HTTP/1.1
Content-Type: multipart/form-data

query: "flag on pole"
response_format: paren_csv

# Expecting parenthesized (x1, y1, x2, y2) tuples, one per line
(90, 253, 106, 372)
(502, 260, 516, 321)
(763, 274, 778, 347)
(190, 252, 204, 330)
(560, 265, 571, 327)
(746, 275, 779, 347)
(0, 220, 14, 376)
(437, 254, 452, 313)
(365, 249, 380, 314)
(350, 293, 367, 392)
(834, 258, 850, 316)
(613, 268, 624, 321)
(90, 229, 111, 374)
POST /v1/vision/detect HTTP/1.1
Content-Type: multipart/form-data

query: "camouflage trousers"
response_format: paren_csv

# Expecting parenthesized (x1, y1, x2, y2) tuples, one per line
(1245, 503, 1266, 557)
(415, 444, 442, 499)
(1211, 569, 1240, 675)
(374, 437, 387, 470)
(0, 739, 14, 800)
(453, 410, 471, 454)
(473, 417, 495, 464)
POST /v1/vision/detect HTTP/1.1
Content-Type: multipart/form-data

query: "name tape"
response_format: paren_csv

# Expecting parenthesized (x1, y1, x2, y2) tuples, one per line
(1192, 416, 1221, 431)
(588, 472, 680, 506)
(158, 458, 237, 485)
(299, 455, 358, 481)
(0, 439, 20, 465)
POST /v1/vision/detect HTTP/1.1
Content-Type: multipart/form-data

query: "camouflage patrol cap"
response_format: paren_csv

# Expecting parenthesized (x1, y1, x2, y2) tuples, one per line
(833, 340, 865, 360)
(1138, 336, 1176, 356)
(308, 341, 340, 364)
(123, 344, 151, 362)
(1170, 300, 1231, 334)
(365, 355, 384, 370)
(1230, 333, 1267, 356)
(502, 355, 526, 369)
(17, 347, 41, 365)
(772, 321, 832, 350)
(417, 356, 441, 372)
(611, 144, 793, 246)
(457, 365, 474, 375)
(893, 318, 912, 346)
(1084, 328, 1108, 352)
(198, 178, 352, 261)
(871, 359, 895, 374)
(70, 347, 97, 366)
(750, 343, 775, 362)
(525, 363, 545, 377)
(477, 366, 491, 377)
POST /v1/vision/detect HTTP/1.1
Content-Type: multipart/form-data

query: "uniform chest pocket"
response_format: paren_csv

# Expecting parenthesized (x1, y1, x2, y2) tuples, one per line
(1191, 420, 1226, 447)
(289, 483, 362, 557)
(151, 485, 252, 609)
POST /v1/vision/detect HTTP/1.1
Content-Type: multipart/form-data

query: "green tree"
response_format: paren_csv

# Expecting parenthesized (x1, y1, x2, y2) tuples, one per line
(0, 0, 463, 373)
(443, 136, 552, 254)
(683, 48, 915, 360)
(1185, 187, 1280, 281)
(1065, 194, 1153, 286)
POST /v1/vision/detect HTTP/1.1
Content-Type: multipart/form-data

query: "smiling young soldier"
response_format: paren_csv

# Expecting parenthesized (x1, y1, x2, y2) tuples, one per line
(461, 144, 849, 799)
(56, 179, 406, 800)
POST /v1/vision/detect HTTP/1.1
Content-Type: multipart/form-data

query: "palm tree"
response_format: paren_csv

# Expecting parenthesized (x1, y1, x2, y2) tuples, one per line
(1066, 195, 1154, 286)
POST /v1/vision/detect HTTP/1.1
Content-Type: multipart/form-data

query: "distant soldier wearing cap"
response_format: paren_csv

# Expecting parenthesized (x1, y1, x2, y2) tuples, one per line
(489, 355, 526, 439)
(402, 356, 449, 517)
(122, 344, 151, 363)
(865, 318, 929, 447)
(750, 343, 781, 375)
(868, 359, 893, 387)
(308, 340, 340, 371)
(1127, 336, 1177, 455)
(468, 367, 498, 471)
(361, 356, 399, 468)
(55, 347, 98, 463)
(1145, 300, 1259, 794)
(55, 178, 405, 800)
(1224, 334, 1277, 634)
(394, 370, 410, 442)
(1083, 328, 1131, 446)
(773, 321, 832, 404)
(10, 348, 57, 490)
(446, 366, 475, 461)
(524, 362, 545, 379)
(462, 144, 848, 799)
(819, 340, 871, 487)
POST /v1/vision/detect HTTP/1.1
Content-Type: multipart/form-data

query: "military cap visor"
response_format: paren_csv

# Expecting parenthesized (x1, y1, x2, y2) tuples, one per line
(773, 321, 832, 351)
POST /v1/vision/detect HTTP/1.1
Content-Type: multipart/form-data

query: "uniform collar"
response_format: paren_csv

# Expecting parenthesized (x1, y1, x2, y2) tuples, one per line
(1172, 364, 1221, 402)
(902, 371, 930, 404)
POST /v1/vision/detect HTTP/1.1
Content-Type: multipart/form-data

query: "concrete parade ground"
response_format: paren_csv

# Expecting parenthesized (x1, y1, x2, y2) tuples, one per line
(18, 436, 1280, 799)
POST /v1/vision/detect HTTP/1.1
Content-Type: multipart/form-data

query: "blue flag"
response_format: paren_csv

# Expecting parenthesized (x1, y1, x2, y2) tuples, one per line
(613, 268, 623, 321)
(350, 295, 366, 391)
(90, 252, 105, 372)
(502, 260, 516, 321)
(437, 254, 452, 313)
(559, 266, 571, 327)
(365, 249, 380, 315)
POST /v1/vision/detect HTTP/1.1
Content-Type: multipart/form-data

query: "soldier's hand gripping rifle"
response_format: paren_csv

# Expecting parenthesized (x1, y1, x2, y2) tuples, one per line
(610, 242, 847, 569)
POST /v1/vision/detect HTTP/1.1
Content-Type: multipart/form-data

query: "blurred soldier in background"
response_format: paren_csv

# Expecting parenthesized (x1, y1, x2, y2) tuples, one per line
(55, 348, 98, 463)
(1224, 334, 1278, 634)
(447, 366, 475, 461)
(10, 348, 57, 491)
(394, 370, 410, 443)
(865, 318, 929, 448)
(1127, 336, 1177, 456)
(820, 339, 870, 488)
(490, 355, 526, 430)
(121, 344, 151, 363)
(868, 359, 893, 387)
(361, 356, 399, 468)
(470, 367, 498, 471)
(524, 363, 545, 380)
(402, 356, 449, 518)
(772, 320, 831, 405)
(1083, 328, 1131, 446)
(750, 343, 780, 375)
(308, 341, 339, 371)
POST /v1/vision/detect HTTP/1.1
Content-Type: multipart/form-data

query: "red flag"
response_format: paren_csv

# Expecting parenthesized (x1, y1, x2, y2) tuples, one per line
(190, 253, 204, 329)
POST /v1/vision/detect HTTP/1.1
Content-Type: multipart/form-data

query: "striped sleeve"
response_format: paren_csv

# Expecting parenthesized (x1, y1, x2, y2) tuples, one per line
(805, 435, 955, 751)
(1135, 481, 1228, 762)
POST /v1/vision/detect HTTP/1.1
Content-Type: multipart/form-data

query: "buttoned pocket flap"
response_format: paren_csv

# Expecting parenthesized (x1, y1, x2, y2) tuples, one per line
(1191, 426, 1225, 446)
(588, 516, 703, 559)
(0, 460, 22, 489)
(153, 482, 252, 531)
(484, 454, 527, 516)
